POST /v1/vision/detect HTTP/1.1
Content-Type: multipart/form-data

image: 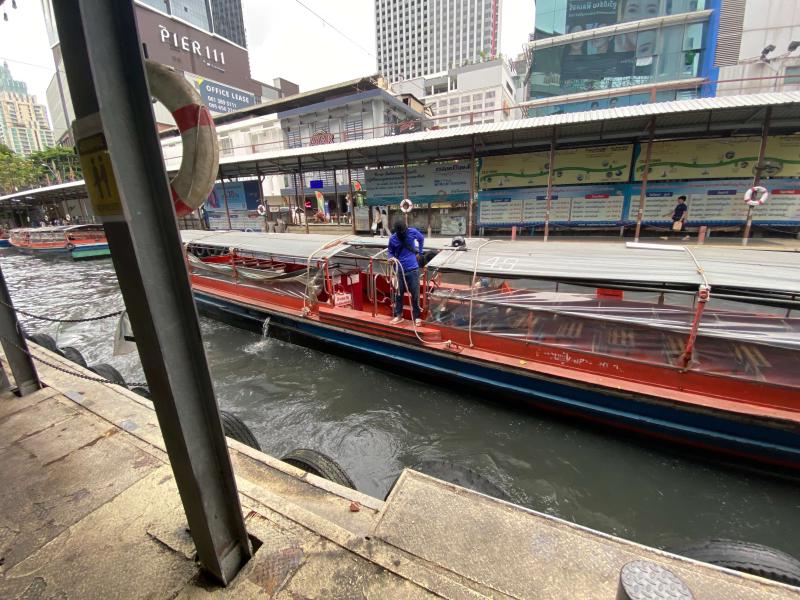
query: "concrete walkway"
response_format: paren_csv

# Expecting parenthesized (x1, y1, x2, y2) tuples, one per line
(1, 345, 798, 598)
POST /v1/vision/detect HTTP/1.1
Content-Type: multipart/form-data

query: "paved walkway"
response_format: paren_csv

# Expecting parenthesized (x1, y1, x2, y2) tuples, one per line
(1, 346, 798, 598)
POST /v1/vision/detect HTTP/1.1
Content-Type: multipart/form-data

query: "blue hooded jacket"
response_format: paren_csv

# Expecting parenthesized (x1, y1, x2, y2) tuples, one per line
(387, 227, 424, 273)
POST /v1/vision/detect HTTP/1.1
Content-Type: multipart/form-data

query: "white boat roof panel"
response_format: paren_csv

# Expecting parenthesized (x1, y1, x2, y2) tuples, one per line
(427, 241, 800, 295)
(180, 230, 351, 259)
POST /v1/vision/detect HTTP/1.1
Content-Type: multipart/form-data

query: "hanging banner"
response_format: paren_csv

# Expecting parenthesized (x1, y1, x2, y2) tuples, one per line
(633, 136, 800, 181)
(365, 162, 471, 205)
(478, 144, 632, 189)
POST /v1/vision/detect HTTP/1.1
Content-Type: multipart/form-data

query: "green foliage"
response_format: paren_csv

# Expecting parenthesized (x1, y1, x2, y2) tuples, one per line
(0, 146, 82, 194)
(0, 151, 39, 195)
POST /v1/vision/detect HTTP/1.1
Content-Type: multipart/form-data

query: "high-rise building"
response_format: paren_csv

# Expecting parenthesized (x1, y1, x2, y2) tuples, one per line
(210, 0, 247, 48)
(0, 62, 55, 155)
(376, 0, 502, 83)
(525, 0, 723, 116)
(139, 0, 246, 47)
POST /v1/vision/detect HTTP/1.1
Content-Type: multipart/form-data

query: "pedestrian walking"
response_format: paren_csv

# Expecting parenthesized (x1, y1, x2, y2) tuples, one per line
(661, 195, 689, 241)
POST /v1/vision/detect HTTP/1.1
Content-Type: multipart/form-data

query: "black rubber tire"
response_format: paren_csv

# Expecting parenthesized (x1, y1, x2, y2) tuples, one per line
(28, 333, 59, 354)
(130, 386, 151, 400)
(673, 539, 800, 586)
(87, 363, 126, 385)
(281, 448, 355, 489)
(220, 411, 261, 452)
(409, 460, 511, 502)
(59, 346, 87, 368)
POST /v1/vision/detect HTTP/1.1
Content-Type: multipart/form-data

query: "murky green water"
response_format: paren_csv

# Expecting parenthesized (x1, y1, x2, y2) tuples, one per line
(3, 252, 798, 558)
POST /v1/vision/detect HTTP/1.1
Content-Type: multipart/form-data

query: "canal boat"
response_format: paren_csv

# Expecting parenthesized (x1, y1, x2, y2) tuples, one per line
(9, 224, 110, 259)
(181, 231, 800, 474)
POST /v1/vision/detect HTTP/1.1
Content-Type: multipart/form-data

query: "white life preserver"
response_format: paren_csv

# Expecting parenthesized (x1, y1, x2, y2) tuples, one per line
(744, 185, 768, 207)
(257, 204, 267, 216)
(400, 198, 414, 213)
(145, 59, 218, 217)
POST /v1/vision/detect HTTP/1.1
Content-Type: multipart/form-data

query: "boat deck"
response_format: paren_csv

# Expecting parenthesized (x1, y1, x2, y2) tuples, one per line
(1, 344, 798, 599)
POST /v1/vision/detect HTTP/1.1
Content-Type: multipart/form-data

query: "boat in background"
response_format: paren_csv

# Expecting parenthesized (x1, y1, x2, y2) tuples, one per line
(9, 224, 110, 259)
(181, 231, 800, 475)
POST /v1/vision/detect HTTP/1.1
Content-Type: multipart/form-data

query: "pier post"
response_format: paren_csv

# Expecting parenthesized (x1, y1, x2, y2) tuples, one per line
(0, 263, 41, 395)
(347, 152, 356, 234)
(403, 145, 409, 226)
(298, 157, 309, 234)
(220, 178, 233, 230)
(634, 118, 656, 244)
(544, 128, 556, 242)
(333, 169, 341, 225)
(468, 135, 476, 238)
(53, 0, 252, 584)
(742, 106, 771, 246)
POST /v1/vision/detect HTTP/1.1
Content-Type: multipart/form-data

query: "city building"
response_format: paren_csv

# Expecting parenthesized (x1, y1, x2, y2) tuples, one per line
(392, 58, 519, 128)
(0, 62, 55, 155)
(376, 0, 502, 83)
(714, 0, 800, 96)
(525, 0, 724, 116)
(41, 0, 295, 144)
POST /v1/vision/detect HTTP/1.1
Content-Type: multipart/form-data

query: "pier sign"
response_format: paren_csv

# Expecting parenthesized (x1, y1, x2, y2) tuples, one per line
(365, 162, 471, 205)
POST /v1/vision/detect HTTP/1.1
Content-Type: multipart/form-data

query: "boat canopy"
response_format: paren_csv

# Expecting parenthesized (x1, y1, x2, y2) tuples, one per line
(180, 230, 350, 260)
(427, 241, 800, 296)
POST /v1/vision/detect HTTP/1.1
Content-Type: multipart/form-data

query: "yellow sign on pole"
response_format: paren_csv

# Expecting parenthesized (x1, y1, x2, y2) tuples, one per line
(77, 133, 123, 218)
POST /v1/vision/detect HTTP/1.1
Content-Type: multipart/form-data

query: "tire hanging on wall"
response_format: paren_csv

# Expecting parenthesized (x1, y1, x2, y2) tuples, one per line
(27, 332, 59, 354)
(220, 410, 261, 452)
(59, 346, 88, 368)
(281, 448, 356, 490)
(672, 539, 800, 586)
(87, 363, 126, 386)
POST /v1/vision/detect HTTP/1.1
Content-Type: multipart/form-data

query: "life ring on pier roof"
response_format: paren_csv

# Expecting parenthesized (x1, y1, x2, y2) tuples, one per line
(400, 198, 414, 213)
(744, 185, 768, 206)
(257, 204, 267, 216)
(145, 59, 219, 217)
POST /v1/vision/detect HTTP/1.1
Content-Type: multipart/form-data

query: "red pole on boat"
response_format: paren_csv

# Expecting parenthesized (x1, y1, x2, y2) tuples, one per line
(220, 179, 233, 230)
(634, 117, 657, 244)
(543, 128, 556, 242)
(742, 106, 771, 247)
(680, 286, 710, 368)
(347, 152, 356, 235)
(468, 134, 476, 237)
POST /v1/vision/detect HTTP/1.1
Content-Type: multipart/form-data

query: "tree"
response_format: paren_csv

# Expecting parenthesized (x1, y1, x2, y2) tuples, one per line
(0, 150, 40, 195)
(28, 146, 82, 183)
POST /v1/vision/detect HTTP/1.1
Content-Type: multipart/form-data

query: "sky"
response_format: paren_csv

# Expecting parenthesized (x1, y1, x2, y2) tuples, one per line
(0, 0, 534, 121)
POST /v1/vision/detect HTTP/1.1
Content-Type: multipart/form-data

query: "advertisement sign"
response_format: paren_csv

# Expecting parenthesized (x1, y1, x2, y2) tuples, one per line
(633, 136, 800, 181)
(441, 216, 467, 235)
(205, 180, 263, 230)
(365, 162, 472, 205)
(478, 185, 625, 225)
(354, 206, 371, 232)
(187, 75, 255, 114)
(479, 144, 632, 189)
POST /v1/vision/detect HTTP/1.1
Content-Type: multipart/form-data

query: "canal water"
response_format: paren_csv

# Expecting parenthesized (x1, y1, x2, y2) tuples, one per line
(4, 252, 799, 558)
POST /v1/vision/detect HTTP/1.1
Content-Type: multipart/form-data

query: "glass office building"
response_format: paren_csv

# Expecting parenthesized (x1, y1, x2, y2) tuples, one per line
(528, 0, 720, 115)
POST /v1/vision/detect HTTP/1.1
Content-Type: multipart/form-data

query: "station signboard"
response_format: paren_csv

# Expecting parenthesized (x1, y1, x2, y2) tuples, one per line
(365, 162, 471, 205)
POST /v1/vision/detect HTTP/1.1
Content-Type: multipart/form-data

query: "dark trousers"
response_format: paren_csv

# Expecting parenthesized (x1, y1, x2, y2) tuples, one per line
(394, 267, 421, 319)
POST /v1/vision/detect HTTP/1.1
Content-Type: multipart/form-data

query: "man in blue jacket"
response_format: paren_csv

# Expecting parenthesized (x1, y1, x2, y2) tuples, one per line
(387, 220, 424, 326)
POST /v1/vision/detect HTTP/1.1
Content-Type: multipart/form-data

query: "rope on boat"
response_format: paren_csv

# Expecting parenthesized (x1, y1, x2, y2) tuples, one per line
(0, 334, 148, 388)
(302, 235, 352, 316)
(388, 257, 452, 347)
(0, 298, 123, 323)
(468, 240, 504, 348)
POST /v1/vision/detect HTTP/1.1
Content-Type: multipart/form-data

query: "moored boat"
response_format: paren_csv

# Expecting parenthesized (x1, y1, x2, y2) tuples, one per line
(9, 224, 109, 258)
(181, 230, 800, 474)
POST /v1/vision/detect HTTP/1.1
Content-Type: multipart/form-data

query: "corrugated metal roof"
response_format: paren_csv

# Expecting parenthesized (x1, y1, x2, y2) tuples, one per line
(180, 230, 352, 259)
(426, 241, 800, 295)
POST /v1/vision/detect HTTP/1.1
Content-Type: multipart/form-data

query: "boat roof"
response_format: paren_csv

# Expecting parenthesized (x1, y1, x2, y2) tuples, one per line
(428, 241, 800, 296)
(10, 226, 68, 233)
(180, 230, 351, 259)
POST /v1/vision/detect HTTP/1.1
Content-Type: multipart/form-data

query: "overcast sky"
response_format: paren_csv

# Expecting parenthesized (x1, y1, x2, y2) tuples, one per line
(0, 0, 534, 121)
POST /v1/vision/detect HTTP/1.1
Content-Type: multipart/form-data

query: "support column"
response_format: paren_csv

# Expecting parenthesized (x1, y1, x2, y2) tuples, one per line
(54, 0, 251, 584)
(347, 153, 356, 235)
(742, 106, 772, 246)
(634, 117, 656, 244)
(468, 135, 476, 237)
(333, 169, 341, 225)
(0, 263, 41, 395)
(543, 128, 556, 242)
(298, 157, 309, 234)
(403, 144, 409, 225)
(220, 178, 232, 229)
(257, 168, 268, 231)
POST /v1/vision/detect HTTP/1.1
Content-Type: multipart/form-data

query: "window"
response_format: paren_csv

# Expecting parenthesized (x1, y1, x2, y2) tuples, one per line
(785, 66, 800, 86)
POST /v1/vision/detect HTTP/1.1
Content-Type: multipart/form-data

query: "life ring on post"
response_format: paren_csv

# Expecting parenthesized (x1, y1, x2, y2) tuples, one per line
(400, 198, 414, 213)
(744, 185, 768, 206)
(257, 204, 267, 216)
(145, 59, 219, 217)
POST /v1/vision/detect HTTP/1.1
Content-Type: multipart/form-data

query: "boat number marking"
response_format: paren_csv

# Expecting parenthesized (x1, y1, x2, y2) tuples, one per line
(482, 257, 519, 271)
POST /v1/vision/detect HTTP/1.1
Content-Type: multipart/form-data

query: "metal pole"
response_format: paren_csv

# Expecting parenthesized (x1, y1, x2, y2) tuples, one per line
(54, 0, 251, 584)
(293, 171, 301, 227)
(468, 135, 476, 237)
(220, 179, 233, 229)
(543, 128, 556, 242)
(347, 153, 356, 234)
(403, 144, 409, 226)
(333, 169, 341, 225)
(743, 106, 772, 246)
(634, 117, 656, 244)
(0, 263, 41, 395)
(298, 158, 309, 234)
(257, 168, 268, 231)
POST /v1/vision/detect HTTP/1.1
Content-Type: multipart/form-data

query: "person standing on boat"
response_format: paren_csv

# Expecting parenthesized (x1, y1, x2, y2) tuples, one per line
(387, 220, 424, 326)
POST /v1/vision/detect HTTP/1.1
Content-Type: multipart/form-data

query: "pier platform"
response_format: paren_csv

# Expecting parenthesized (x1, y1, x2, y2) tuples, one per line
(1, 344, 798, 599)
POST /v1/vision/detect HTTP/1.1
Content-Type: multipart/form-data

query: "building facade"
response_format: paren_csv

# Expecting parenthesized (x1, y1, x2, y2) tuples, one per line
(376, 0, 501, 82)
(41, 0, 291, 144)
(393, 58, 519, 127)
(715, 0, 800, 96)
(526, 0, 722, 116)
(0, 62, 55, 155)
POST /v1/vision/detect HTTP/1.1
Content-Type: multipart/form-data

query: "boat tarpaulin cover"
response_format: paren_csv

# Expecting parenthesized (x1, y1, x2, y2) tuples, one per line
(427, 241, 800, 295)
(180, 230, 349, 260)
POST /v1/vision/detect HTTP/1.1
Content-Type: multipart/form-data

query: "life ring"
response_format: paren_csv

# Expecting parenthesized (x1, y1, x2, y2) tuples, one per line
(66, 242, 75, 251)
(744, 185, 768, 206)
(145, 60, 218, 217)
(257, 204, 267, 216)
(400, 198, 414, 213)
